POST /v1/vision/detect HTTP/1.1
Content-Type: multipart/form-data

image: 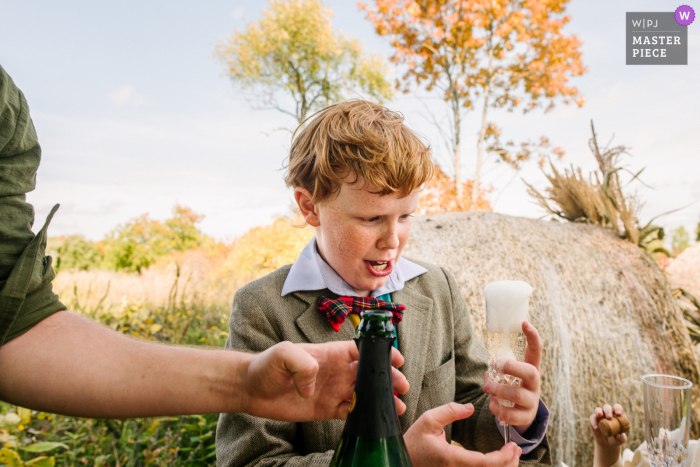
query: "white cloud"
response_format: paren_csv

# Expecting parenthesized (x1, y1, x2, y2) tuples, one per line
(108, 85, 150, 108)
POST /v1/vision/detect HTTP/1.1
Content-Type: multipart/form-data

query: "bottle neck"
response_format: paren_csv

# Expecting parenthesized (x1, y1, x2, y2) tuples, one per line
(343, 336, 402, 439)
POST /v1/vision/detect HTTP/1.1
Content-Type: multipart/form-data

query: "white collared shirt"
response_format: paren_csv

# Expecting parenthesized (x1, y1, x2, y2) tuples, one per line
(281, 237, 428, 298)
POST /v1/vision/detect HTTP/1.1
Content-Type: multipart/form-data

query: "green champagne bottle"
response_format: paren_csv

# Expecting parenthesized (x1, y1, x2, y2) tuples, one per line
(329, 310, 413, 467)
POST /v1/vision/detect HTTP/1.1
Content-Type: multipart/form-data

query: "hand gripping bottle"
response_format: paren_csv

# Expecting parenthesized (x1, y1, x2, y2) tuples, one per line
(329, 310, 412, 467)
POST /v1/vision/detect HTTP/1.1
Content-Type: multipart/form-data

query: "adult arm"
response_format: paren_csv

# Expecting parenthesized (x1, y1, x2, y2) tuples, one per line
(0, 309, 359, 421)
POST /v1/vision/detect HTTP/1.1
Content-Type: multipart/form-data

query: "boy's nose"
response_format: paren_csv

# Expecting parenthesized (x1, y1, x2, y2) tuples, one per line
(378, 225, 400, 250)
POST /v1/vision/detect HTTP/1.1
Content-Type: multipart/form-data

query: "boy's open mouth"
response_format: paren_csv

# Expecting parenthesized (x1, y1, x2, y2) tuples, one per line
(365, 259, 393, 277)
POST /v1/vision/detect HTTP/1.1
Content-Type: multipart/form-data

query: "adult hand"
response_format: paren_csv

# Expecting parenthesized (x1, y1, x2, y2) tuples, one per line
(404, 402, 521, 467)
(242, 340, 409, 422)
(483, 321, 542, 430)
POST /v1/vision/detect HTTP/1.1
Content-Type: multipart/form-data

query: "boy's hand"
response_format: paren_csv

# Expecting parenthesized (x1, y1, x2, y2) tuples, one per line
(242, 341, 409, 422)
(591, 404, 626, 467)
(590, 404, 627, 446)
(404, 403, 521, 467)
(483, 321, 542, 430)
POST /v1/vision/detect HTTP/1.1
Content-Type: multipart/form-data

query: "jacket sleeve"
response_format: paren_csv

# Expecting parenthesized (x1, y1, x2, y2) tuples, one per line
(443, 268, 551, 465)
(215, 287, 334, 467)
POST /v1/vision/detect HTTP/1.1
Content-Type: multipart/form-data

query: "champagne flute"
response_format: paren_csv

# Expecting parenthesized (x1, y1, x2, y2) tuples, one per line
(484, 280, 532, 444)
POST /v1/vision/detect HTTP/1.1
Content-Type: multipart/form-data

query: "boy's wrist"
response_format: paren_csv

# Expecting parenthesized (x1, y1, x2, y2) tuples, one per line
(513, 421, 533, 436)
(594, 445, 622, 467)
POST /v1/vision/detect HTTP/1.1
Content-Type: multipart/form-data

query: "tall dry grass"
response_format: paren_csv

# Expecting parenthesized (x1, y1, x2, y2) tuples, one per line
(53, 218, 315, 319)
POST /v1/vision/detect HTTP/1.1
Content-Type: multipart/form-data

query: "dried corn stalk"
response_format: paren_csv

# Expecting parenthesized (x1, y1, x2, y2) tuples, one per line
(526, 121, 670, 256)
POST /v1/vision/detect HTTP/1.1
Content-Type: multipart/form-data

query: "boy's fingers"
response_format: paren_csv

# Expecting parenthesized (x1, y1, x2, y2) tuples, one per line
(418, 403, 474, 433)
(501, 361, 540, 389)
(485, 382, 538, 411)
(489, 397, 536, 426)
(603, 404, 613, 419)
(395, 396, 406, 416)
(590, 413, 600, 430)
(449, 439, 520, 466)
(392, 368, 410, 395)
(482, 443, 521, 467)
(613, 404, 623, 416)
(522, 321, 542, 372)
(391, 347, 405, 368)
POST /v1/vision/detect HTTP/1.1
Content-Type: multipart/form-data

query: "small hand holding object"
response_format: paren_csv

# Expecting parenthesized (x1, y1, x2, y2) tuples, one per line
(590, 404, 628, 467)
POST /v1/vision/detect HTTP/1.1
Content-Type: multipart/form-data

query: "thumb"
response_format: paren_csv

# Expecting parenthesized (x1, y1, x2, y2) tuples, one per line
(273, 341, 320, 398)
(419, 403, 474, 434)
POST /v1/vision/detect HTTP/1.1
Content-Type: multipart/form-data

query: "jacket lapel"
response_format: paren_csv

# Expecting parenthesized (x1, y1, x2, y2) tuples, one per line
(392, 284, 434, 432)
(294, 290, 356, 344)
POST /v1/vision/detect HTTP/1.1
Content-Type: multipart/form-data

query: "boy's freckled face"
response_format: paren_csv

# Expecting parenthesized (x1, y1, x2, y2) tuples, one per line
(313, 182, 419, 296)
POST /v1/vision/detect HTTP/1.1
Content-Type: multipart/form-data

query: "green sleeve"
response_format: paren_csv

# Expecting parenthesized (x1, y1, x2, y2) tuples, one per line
(0, 64, 66, 348)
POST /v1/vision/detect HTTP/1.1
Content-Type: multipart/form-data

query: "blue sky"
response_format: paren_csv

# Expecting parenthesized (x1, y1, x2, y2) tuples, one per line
(1, 0, 698, 241)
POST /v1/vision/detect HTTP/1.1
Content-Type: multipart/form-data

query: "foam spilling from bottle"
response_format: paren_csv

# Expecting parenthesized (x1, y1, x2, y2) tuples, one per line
(484, 280, 532, 333)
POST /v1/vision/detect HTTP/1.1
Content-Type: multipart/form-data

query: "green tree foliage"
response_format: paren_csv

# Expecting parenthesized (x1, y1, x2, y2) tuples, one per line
(101, 205, 207, 273)
(670, 225, 691, 255)
(48, 235, 103, 273)
(164, 205, 206, 252)
(215, 0, 394, 123)
(696, 217, 700, 242)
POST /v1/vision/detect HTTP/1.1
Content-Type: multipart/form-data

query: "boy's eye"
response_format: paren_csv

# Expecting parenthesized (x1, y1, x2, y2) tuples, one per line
(400, 214, 413, 219)
(363, 217, 380, 222)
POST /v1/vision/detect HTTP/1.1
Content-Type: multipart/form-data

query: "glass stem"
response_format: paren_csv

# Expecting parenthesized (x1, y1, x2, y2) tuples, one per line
(503, 421, 511, 444)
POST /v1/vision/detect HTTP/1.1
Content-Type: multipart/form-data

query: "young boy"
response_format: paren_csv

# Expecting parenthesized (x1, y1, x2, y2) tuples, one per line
(216, 100, 551, 466)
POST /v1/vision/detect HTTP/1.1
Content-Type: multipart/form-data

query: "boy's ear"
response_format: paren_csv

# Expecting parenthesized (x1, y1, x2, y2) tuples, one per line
(294, 188, 321, 227)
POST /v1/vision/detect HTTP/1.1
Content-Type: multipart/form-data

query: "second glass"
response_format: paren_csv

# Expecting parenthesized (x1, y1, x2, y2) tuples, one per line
(642, 374, 693, 467)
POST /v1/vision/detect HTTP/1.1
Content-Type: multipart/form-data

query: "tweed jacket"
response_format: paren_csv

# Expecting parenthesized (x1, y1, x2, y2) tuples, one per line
(216, 259, 551, 466)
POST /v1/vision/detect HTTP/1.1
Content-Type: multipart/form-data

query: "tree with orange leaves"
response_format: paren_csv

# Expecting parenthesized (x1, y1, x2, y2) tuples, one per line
(362, 0, 585, 205)
(417, 165, 492, 214)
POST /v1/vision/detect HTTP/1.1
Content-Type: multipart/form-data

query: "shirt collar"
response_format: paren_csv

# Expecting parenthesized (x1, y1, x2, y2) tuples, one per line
(281, 237, 428, 298)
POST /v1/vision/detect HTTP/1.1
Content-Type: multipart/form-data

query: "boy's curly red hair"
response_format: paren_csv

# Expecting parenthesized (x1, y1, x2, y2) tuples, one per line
(285, 100, 435, 203)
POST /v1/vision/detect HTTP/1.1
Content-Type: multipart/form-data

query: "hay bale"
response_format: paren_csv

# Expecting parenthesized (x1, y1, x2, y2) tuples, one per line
(403, 211, 700, 467)
(667, 243, 700, 298)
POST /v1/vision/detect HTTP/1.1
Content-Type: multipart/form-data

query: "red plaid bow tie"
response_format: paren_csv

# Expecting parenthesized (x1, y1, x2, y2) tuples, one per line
(317, 296, 405, 332)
